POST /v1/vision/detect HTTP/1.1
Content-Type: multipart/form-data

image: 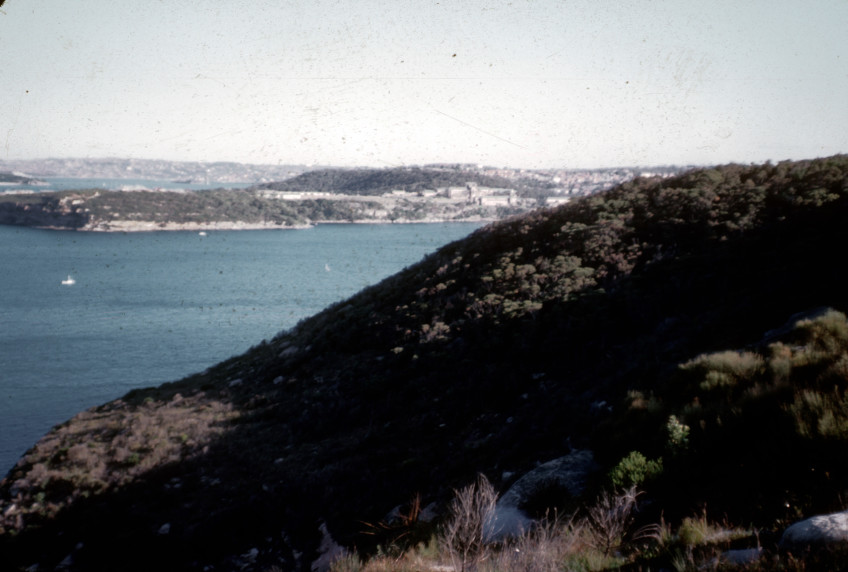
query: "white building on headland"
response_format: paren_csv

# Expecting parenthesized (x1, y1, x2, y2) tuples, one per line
(257, 190, 332, 200)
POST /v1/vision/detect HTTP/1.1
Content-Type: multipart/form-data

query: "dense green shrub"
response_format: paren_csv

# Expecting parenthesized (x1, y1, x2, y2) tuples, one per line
(609, 451, 663, 488)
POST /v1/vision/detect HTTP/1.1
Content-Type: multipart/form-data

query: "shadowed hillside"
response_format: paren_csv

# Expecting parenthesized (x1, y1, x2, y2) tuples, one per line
(2, 155, 848, 571)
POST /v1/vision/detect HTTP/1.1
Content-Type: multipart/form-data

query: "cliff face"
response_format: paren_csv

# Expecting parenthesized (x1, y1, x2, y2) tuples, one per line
(2, 156, 848, 571)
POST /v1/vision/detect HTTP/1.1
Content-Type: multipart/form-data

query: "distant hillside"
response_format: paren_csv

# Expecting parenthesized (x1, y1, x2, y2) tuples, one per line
(0, 189, 355, 230)
(0, 186, 525, 231)
(255, 166, 525, 195)
(256, 165, 687, 201)
(0, 172, 44, 185)
(0, 158, 308, 184)
(2, 156, 848, 571)
(2, 164, 617, 231)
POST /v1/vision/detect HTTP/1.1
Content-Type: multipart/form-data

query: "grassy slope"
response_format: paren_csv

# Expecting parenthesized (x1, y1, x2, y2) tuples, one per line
(1, 156, 848, 571)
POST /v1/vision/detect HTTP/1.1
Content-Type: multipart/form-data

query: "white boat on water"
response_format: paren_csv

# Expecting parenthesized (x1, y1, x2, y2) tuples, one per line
(61, 275, 76, 285)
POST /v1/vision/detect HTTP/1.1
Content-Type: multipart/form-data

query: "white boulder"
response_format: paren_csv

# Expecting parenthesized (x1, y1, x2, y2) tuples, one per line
(781, 510, 848, 548)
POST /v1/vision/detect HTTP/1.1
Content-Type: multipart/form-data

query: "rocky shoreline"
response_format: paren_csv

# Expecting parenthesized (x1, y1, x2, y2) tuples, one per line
(80, 220, 315, 232)
(42, 216, 499, 232)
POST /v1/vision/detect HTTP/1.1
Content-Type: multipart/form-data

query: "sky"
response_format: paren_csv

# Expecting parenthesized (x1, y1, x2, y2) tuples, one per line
(1, 0, 846, 169)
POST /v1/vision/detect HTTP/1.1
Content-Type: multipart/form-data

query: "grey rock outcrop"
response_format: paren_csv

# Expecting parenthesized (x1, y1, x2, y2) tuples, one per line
(486, 450, 598, 541)
(780, 509, 848, 548)
(499, 449, 597, 510)
(311, 521, 346, 572)
(721, 547, 763, 565)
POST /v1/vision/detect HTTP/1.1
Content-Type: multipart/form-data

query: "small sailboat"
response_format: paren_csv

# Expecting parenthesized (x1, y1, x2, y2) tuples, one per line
(61, 275, 76, 285)
(198, 231, 207, 236)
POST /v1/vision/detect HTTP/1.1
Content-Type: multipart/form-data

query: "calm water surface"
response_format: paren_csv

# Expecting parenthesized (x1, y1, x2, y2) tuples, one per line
(0, 222, 483, 475)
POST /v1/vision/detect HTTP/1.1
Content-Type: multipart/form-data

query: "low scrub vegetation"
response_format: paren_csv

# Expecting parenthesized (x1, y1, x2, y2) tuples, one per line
(340, 309, 848, 571)
(0, 389, 236, 533)
(327, 479, 767, 572)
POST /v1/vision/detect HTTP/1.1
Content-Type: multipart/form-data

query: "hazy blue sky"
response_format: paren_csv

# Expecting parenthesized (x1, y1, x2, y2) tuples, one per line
(1, 0, 846, 168)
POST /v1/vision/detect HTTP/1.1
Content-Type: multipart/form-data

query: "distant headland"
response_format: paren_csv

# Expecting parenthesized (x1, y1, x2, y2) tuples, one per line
(0, 172, 45, 186)
(0, 159, 684, 231)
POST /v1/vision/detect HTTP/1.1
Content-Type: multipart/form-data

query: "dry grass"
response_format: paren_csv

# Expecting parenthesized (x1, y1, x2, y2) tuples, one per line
(581, 486, 640, 556)
(330, 483, 666, 572)
(326, 482, 778, 572)
(440, 474, 499, 572)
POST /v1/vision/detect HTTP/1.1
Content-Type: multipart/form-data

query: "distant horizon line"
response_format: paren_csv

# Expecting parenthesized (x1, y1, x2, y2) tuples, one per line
(0, 154, 727, 173)
(3, 152, 845, 173)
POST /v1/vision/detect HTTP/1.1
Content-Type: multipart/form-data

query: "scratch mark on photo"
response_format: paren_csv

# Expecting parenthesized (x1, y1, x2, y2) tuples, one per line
(432, 108, 526, 149)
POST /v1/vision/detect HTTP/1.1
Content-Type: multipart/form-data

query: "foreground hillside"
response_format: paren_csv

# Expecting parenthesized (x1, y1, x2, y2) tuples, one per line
(2, 156, 848, 571)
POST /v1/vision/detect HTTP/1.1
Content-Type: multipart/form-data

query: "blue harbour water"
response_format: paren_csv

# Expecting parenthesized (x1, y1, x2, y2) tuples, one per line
(0, 221, 483, 476)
